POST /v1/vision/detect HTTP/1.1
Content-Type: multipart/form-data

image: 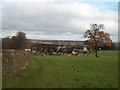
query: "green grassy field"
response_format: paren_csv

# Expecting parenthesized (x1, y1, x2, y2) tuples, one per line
(3, 51, 118, 88)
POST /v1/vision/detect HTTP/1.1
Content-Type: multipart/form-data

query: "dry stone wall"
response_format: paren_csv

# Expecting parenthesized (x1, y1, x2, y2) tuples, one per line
(2, 50, 30, 77)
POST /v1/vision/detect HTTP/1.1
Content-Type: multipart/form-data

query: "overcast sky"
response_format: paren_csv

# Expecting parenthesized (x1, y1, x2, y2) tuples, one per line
(1, 0, 119, 42)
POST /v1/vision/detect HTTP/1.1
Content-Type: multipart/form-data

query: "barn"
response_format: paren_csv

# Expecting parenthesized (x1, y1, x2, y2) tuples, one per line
(31, 43, 85, 55)
(31, 43, 64, 55)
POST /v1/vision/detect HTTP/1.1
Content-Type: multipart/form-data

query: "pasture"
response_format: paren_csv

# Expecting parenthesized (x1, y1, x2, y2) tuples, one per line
(3, 51, 118, 88)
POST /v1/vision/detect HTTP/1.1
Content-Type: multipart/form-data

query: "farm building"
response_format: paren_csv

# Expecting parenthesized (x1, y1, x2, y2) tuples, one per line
(31, 43, 85, 55)
(31, 43, 64, 55)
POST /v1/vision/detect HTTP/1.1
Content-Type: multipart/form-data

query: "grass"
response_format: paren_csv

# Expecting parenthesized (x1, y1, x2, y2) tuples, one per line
(3, 50, 118, 88)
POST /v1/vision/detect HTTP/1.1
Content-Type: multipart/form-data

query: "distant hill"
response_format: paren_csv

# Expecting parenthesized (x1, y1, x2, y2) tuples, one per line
(29, 39, 84, 46)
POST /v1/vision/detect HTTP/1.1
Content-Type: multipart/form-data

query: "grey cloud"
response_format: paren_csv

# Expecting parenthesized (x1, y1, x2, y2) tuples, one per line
(2, 2, 118, 42)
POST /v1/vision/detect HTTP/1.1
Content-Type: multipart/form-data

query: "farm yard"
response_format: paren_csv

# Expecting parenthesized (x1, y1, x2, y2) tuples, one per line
(2, 50, 118, 88)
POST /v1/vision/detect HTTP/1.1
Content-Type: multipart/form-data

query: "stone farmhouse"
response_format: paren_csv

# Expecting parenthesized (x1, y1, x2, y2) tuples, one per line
(31, 40, 86, 55)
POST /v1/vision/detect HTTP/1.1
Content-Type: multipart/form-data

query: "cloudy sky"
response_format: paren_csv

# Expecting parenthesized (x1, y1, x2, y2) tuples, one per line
(1, 0, 119, 42)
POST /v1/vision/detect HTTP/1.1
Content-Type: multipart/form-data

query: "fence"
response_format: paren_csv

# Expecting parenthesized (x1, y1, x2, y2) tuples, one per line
(2, 50, 30, 77)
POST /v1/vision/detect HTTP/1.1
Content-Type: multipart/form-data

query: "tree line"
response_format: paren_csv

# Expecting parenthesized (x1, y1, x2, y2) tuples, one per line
(2, 32, 28, 50)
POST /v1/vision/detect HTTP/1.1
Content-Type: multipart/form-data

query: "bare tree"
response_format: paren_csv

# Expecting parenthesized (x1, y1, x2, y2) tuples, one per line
(2, 32, 28, 50)
(11, 32, 27, 50)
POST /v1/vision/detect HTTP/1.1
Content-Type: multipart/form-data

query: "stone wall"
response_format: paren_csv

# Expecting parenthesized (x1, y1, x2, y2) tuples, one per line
(2, 50, 30, 77)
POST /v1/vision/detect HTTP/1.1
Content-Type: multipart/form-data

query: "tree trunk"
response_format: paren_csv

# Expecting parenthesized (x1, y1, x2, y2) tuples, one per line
(95, 48, 99, 57)
(95, 41, 99, 57)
